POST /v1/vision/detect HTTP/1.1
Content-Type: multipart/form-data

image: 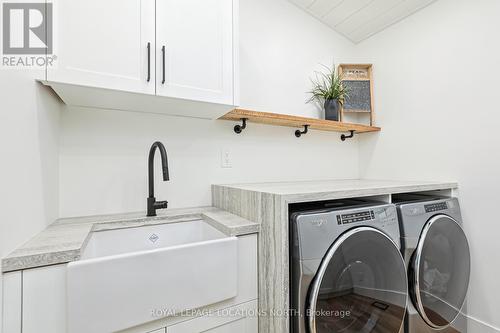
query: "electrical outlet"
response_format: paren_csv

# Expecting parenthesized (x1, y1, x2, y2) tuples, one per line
(221, 148, 232, 168)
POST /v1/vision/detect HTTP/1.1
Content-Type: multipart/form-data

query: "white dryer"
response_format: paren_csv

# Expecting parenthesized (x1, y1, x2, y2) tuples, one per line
(394, 194, 470, 333)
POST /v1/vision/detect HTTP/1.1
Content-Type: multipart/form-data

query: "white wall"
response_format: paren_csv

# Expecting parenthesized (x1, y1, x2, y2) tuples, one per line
(0, 71, 61, 331)
(6, 0, 498, 332)
(354, 0, 500, 331)
(58, 0, 359, 217)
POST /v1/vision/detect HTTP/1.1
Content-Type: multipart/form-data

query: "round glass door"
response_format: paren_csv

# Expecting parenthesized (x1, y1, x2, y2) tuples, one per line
(411, 215, 470, 328)
(307, 227, 408, 333)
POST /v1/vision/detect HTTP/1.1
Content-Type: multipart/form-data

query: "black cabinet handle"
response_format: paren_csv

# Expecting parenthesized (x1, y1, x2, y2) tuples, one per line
(162, 45, 166, 84)
(147, 42, 151, 82)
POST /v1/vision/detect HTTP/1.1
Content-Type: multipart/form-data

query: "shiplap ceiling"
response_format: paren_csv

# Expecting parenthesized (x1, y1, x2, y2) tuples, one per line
(288, 0, 437, 43)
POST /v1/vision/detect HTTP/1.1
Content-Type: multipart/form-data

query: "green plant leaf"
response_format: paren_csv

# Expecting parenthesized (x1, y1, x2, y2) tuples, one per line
(307, 64, 349, 105)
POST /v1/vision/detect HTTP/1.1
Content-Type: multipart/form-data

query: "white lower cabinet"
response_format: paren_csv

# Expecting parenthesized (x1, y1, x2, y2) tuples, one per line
(1, 265, 66, 333)
(2, 271, 22, 333)
(22, 265, 67, 333)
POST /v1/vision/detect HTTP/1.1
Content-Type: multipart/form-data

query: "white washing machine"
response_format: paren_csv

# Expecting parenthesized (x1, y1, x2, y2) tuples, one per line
(394, 194, 470, 333)
(289, 199, 408, 333)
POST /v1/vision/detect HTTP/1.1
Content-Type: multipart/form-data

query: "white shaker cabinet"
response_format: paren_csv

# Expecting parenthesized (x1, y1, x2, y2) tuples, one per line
(48, 0, 156, 95)
(156, 0, 236, 105)
(2, 272, 22, 333)
(22, 265, 67, 333)
(45, 0, 238, 118)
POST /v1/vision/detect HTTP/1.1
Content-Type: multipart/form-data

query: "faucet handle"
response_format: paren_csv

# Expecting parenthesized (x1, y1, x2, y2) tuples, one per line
(154, 200, 169, 209)
(147, 198, 168, 216)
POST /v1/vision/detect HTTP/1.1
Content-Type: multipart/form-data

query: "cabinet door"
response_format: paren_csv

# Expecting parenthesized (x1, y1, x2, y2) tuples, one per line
(22, 265, 66, 333)
(156, 0, 234, 105)
(48, 0, 155, 94)
(2, 272, 22, 333)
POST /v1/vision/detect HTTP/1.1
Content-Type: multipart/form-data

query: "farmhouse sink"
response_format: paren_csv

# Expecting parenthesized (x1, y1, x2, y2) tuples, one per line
(67, 219, 238, 333)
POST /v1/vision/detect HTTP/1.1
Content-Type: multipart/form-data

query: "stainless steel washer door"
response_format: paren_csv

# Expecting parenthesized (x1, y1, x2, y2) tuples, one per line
(411, 214, 471, 329)
(307, 227, 407, 333)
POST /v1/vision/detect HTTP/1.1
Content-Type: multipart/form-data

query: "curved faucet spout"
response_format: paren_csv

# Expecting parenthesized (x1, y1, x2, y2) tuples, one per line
(147, 141, 170, 216)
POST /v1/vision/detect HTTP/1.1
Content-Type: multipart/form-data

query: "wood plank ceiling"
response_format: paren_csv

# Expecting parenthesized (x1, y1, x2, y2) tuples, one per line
(288, 0, 437, 43)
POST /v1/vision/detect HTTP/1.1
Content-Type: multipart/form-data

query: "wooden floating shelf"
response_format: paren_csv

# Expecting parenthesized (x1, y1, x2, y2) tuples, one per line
(220, 109, 381, 134)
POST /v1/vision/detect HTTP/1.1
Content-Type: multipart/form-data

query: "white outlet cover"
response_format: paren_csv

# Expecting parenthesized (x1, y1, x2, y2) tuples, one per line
(221, 148, 232, 168)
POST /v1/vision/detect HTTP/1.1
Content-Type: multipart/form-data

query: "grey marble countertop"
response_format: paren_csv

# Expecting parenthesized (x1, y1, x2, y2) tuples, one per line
(2, 206, 259, 273)
(213, 179, 458, 203)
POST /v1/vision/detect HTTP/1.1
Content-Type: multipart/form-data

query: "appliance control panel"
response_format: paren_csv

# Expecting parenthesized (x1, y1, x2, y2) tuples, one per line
(424, 201, 448, 213)
(334, 205, 398, 229)
(336, 210, 375, 225)
(292, 203, 401, 259)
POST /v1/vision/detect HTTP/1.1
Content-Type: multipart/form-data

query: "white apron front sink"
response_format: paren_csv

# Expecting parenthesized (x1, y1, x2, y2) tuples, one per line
(67, 219, 238, 333)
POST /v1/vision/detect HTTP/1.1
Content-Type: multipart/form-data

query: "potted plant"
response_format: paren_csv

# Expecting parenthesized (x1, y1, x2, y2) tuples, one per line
(307, 65, 348, 121)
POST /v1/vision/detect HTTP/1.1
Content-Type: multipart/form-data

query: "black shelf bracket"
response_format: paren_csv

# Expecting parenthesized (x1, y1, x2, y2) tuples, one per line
(341, 130, 355, 141)
(295, 125, 309, 138)
(234, 118, 248, 134)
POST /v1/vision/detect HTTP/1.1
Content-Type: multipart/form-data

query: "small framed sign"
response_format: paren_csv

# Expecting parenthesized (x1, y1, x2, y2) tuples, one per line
(338, 64, 375, 126)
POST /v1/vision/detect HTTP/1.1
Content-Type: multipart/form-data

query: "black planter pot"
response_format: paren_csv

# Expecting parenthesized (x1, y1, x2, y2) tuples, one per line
(324, 99, 340, 121)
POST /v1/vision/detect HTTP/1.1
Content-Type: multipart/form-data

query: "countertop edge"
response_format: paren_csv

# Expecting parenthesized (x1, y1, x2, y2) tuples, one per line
(214, 179, 458, 198)
(2, 249, 81, 273)
(281, 182, 459, 203)
(202, 211, 261, 237)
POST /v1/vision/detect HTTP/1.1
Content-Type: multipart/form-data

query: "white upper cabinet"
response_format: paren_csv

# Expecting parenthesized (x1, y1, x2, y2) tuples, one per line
(48, 0, 156, 94)
(45, 0, 238, 119)
(156, 0, 235, 105)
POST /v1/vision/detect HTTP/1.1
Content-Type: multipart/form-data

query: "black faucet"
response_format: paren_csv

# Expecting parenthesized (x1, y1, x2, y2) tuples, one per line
(147, 141, 170, 217)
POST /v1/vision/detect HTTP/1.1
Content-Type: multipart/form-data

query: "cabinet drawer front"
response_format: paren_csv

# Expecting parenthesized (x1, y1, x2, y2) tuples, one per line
(168, 317, 246, 333)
